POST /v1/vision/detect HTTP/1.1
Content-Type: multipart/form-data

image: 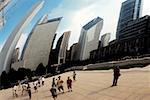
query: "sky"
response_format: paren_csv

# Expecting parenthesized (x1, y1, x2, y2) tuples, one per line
(0, 0, 150, 54)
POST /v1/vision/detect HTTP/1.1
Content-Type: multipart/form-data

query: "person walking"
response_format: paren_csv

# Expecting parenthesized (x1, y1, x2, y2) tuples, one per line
(52, 77, 56, 87)
(57, 76, 64, 93)
(27, 83, 32, 99)
(50, 85, 57, 100)
(67, 77, 72, 92)
(112, 66, 121, 86)
(73, 70, 76, 81)
(38, 78, 41, 87)
(21, 84, 27, 95)
(13, 85, 18, 97)
(33, 81, 38, 93)
(42, 76, 45, 86)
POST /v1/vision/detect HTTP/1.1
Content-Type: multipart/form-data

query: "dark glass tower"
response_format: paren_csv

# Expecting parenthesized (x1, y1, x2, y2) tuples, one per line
(116, 0, 143, 40)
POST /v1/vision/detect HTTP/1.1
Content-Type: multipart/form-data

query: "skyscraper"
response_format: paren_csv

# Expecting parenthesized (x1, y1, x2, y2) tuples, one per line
(0, 1, 44, 74)
(58, 31, 71, 65)
(49, 31, 71, 66)
(77, 17, 103, 60)
(101, 33, 111, 47)
(116, 0, 143, 39)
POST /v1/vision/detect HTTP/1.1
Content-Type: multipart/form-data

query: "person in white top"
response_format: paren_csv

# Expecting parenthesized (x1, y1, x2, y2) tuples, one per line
(33, 81, 38, 92)
(42, 76, 45, 86)
(13, 85, 18, 97)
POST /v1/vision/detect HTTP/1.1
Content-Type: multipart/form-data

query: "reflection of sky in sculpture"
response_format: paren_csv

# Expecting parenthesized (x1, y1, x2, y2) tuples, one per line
(0, 0, 61, 51)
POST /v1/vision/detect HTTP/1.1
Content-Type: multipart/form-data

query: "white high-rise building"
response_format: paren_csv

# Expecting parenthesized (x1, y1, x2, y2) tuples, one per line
(17, 17, 62, 70)
(0, 1, 44, 74)
(77, 17, 103, 60)
(101, 33, 111, 47)
(58, 31, 71, 65)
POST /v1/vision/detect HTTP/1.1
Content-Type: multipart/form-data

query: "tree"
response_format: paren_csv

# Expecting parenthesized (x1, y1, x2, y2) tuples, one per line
(0, 71, 10, 89)
(17, 68, 26, 80)
(35, 63, 46, 76)
(8, 68, 17, 83)
(25, 69, 33, 80)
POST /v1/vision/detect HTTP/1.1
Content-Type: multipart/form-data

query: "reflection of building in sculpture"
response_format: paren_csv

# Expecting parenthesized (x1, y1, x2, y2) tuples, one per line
(116, 0, 143, 39)
(0, 0, 11, 26)
(77, 17, 103, 60)
(0, 1, 44, 74)
(49, 31, 71, 66)
(11, 48, 20, 63)
(13, 17, 62, 71)
(101, 33, 111, 47)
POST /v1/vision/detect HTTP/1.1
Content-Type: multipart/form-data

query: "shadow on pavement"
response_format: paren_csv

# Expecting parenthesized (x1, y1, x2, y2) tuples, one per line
(88, 86, 111, 95)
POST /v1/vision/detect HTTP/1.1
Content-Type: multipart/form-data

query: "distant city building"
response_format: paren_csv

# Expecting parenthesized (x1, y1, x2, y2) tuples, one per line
(118, 15, 150, 40)
(116, 0, 143, 39)
(70, 43, 79, 61)
(65, 50, 71, 63)
(0, 1, 44, 74)
(90, 15, 150, 62)
(11, 48, 20, 63)
(19, 17, 62, 70)
(77, 17, 103, 60)
(58, 31, 71, 65)
(101, 33, 111, 47)
(49, 31, 71, 66)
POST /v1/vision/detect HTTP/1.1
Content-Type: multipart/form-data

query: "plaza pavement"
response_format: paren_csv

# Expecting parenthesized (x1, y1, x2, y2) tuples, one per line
(0, 65, 150, 100)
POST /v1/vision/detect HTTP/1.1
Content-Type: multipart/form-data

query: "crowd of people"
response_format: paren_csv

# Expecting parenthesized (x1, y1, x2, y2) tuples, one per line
(12, 76, 45, 99)
(11, 71, 77, 100)
(11, 67, 121, 100)
(50, 70, 76, 100)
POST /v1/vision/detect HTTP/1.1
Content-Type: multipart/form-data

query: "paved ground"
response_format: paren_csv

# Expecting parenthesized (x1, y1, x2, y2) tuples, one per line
(0, 65, 150, 100)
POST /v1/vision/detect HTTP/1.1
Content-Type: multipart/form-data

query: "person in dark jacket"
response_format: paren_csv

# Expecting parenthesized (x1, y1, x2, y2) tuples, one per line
(67, 77, 72, 92)
(73, 70, 76, 81)
(27, 83, 32, 99)
(112, 66, 121, 86)
(50, 85, 57, 100)
(52, 77, 56, 87)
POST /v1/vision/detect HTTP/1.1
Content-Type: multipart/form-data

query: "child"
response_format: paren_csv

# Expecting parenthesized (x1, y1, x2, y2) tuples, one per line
(73, 70, 76, 81)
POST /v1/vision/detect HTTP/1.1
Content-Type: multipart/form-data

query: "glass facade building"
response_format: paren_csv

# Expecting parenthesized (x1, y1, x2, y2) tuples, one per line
(116, 0, 143, 39)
